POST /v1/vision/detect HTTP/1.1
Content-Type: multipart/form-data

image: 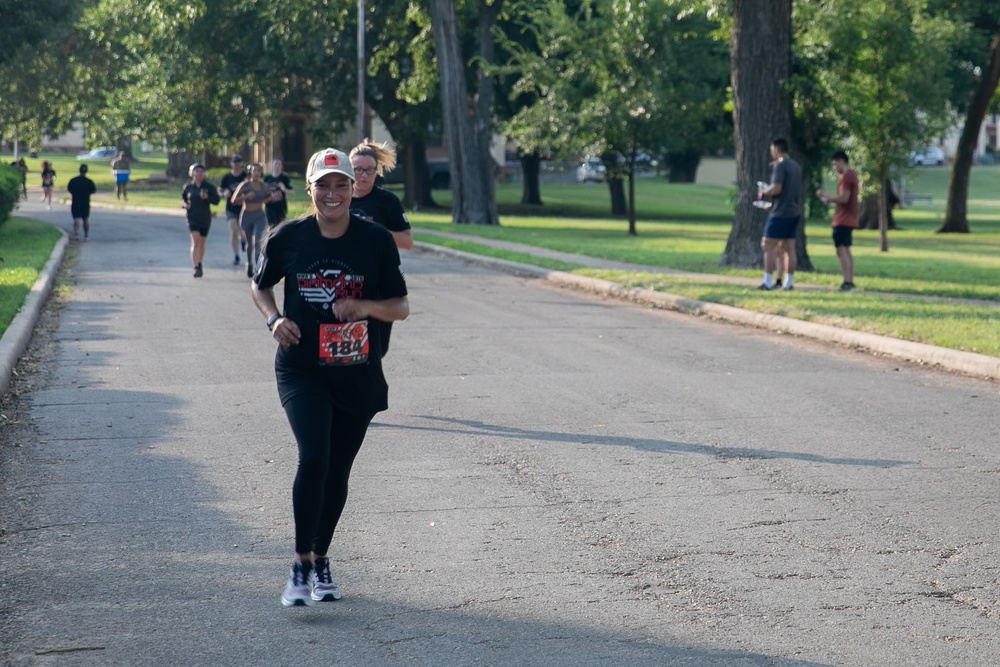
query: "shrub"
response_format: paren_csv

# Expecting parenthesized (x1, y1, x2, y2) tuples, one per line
(0, 164, 22, 229)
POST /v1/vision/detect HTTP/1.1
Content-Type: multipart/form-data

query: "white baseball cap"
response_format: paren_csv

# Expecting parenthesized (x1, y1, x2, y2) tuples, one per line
(306, 148, 355, 184)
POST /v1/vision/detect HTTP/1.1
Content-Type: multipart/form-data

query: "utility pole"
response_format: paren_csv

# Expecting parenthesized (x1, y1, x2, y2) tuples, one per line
(357, 0, 366, 143)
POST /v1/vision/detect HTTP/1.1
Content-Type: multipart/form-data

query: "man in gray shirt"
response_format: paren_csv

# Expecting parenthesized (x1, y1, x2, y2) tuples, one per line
(758, 138, 802, 290)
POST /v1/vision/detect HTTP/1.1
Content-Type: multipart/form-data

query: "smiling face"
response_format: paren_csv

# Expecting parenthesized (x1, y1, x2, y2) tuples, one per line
(310, 172, 353, 226)
(351, 155, 377, 198)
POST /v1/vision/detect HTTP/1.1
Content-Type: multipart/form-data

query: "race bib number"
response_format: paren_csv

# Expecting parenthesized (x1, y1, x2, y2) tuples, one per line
(318, 321, 369, 366)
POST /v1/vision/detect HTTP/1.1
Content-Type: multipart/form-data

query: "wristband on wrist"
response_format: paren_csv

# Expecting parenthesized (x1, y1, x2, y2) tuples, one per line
(266, 313, 280, 330)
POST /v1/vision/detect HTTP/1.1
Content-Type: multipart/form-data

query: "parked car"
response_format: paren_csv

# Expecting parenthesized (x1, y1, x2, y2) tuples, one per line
(76, 146, 117, 160)
(576, 157, 606, 182)
(380, 159, 451, 189)
(909, 146, 945, 166)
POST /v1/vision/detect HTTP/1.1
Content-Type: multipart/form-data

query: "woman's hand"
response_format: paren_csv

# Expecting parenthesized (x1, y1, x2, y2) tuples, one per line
(271, 317, 301, 348)
(333, 298, 370, 322)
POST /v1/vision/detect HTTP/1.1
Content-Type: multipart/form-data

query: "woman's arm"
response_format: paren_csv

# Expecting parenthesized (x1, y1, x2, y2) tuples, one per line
(390, 229, 414, 250)
(333, 296, 409, 323)
(252, 283, 301, 347)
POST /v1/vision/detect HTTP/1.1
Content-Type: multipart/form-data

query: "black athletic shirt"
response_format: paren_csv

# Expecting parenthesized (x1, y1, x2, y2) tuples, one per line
(350, 187, 410, 233)
(351, 187, 410, 355)
(254, 214, 408, 414)
(264, 173, 293, 225)
(67, 175, 97, 211)
(220, 170, 247, 216)
(181, 181, 221, 226)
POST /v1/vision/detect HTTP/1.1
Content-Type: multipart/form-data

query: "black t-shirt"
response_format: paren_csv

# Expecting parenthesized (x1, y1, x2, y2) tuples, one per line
(263, 173, 293, 223)
(350, 187, 410, 233)
(220, 170, 247, 215)
(350, 187, 410, 355)
(254, 214, 408, 414)
(181, 180, 221, 225)
(67, 175, 97, 210)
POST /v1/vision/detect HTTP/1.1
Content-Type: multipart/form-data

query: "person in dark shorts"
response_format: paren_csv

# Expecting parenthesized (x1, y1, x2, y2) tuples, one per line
(349, 139, 412, 355)
(817, 150, 859, 291)
(40, 161, 56, 210)
(181, 164, 221, 278)
(264, 158, 294, 226)
(758, 138, 802, 291)
(66, 164, 97, 240)
(251, 147, 409, 608)
(219, 155, 247, 267)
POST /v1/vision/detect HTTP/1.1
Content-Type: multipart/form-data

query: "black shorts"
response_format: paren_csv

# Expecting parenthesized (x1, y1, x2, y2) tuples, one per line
(832, 226, 853, 247)
(187, 219, 211, 237)
(763, 215, 800, 240)
(71, 206, 90, 220)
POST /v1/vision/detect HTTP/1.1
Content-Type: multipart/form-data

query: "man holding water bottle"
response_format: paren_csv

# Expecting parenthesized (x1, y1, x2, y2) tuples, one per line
(757, 138, 802, 291)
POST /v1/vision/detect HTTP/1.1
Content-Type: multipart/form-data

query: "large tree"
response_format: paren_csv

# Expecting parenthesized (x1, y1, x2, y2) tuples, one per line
(720, 0, 794, 268)
(934, 1, 1000, 233)
(803, 0, 957, 251)
(0, 0, 84, 151)
(429, 0, 499, 224)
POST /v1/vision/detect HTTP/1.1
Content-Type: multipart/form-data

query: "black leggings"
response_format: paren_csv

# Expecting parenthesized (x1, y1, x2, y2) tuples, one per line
(283, 393, 372, 555)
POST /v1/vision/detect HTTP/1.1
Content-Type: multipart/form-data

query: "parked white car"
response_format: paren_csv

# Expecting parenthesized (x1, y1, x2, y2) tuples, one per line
(576, 157, 606, 182)
(76, 146, 117, 160)
(910, 146, 946, 166)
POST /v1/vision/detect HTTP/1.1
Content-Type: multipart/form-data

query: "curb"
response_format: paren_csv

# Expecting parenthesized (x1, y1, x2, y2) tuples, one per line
(0, 231, 68, 397)
(414, 242, 1000, 382)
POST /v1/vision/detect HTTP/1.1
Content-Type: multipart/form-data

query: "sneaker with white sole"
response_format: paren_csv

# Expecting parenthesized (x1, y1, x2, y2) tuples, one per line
(281, 560, 314, 607)
(310, 557, 342, 601)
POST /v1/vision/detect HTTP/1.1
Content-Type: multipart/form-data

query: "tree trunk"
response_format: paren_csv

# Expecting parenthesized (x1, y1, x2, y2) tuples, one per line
(859, 180, 898, 230)
(398, 139, 439, 211)
(940, 26, 1000, 233)
(665, 150, 701, 183)
(429, 0, 498, 225)
(476, 0, 502, 224)
(627, 171, 637, 235)
(520, 151, 542, 205)
(721, 0, 794, 267)
(116, 136, 134, 161)
(166, 150, 194, 179)
(878, 183, 889, 252)
(607, 177, 626, 216)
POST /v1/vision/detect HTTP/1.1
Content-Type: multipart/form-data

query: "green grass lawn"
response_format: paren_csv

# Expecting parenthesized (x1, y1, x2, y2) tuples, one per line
(7, 152, 1000, 357)
(0, 217, 64, 334)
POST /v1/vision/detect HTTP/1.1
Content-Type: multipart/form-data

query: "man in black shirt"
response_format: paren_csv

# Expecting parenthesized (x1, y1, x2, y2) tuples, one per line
(66, 164, 97, 240)
(264, 158, 294, 226)
(219, 154, 247, 266)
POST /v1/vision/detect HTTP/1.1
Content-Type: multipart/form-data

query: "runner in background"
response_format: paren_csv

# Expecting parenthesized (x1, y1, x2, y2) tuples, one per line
(264, 158, 294, 227)
(349, 139, 413, 356)
(218, 155, 247, 267)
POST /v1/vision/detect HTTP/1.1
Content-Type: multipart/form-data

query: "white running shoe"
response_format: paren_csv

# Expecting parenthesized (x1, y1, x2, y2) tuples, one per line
(281, 561, 314, 607)
(310, 557, 342, 601)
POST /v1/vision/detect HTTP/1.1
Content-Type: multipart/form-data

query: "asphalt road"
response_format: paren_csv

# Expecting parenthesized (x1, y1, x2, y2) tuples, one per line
(1, 201, 999, 666)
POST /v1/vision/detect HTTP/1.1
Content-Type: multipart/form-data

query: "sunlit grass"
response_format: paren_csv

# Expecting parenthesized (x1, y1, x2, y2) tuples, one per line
(17, 152, 1000, 357)
(0, 217, 63, 332)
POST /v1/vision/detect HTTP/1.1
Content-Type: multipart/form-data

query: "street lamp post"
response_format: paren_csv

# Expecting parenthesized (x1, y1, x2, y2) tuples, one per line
(357, 0, 366, 143)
